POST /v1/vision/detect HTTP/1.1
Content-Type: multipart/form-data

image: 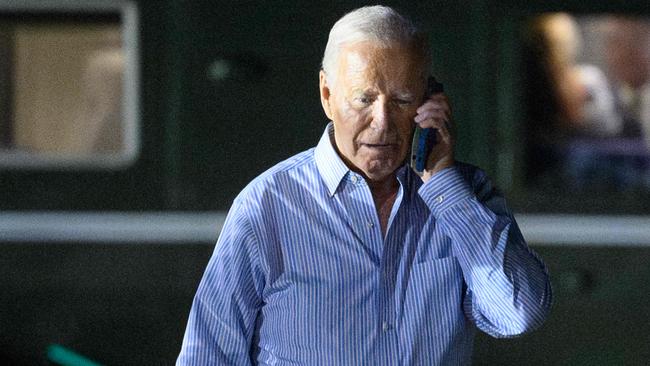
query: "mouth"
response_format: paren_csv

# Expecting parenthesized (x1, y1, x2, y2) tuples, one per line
(361, 143, 396, 149)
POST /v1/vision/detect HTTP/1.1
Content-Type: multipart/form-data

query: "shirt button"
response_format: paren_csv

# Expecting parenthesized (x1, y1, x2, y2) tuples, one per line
(351, 175, 359, 184)
(436, 195, 445, 204)
(382, 322, 392, 332)
(367, 220, 374, 228)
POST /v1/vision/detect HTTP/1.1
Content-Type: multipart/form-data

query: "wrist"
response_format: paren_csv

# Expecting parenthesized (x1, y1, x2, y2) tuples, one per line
(422, 158, 455, 182)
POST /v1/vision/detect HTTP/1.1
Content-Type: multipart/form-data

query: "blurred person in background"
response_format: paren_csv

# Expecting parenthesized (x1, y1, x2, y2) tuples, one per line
(603, 16, 650, 143)
(524, 14, 650, 189)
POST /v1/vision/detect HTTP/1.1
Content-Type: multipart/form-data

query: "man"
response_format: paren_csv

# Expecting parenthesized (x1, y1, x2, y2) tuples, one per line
(603, 16, 650, 142)
(178, 6, 551, 365)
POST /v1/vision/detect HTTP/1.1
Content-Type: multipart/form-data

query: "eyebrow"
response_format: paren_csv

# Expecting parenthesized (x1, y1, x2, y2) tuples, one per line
(351, 89, 377, 97)
(350, 89, 416, 100)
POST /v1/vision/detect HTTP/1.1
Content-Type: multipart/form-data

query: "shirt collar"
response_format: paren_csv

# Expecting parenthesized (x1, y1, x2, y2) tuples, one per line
(315, 122, 349, 196)
(395, 164, 410, 188)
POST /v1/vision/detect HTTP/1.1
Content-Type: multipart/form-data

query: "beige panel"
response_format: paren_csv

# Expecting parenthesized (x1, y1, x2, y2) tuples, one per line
(13, 24, 123, 154)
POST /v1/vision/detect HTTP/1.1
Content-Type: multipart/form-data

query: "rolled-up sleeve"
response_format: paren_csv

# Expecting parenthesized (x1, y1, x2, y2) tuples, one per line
(419, 165, 552, 338)
(177, 200, 265, 365)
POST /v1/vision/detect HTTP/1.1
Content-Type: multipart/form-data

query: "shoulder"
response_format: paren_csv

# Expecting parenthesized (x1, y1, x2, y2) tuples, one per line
(454, 161, 512, 214)
(455, 161, 488, 184)
(234, 148, 318, 208)
(454, 161, 499, 199)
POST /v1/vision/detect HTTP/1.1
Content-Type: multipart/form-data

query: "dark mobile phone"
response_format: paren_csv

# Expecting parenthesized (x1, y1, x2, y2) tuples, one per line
(410, 77, 444, 173)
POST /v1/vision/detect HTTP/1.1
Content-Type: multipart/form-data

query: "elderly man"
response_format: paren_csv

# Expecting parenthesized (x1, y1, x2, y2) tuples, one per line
(177, 5, 551, 365)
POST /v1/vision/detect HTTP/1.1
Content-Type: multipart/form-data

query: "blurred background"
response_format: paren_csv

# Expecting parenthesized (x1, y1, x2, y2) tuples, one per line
(1, 0, 649, 364)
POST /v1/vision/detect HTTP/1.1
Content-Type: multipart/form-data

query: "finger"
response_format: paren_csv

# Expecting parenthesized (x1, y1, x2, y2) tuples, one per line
(416, 115, 451, 132)
(415, 114, 450, 128)
(414, 108, 451, 125)
(418, 94, 452, 114)
(416, 101, 449, 115)
(414, 109, 451, 124)
(416, 105, 452, 120)
(416, 105, 450, 118)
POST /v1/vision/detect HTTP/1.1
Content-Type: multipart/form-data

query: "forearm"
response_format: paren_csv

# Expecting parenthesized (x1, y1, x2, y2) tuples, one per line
(445, 198, 551, 337)
(420, 165, 552, 337)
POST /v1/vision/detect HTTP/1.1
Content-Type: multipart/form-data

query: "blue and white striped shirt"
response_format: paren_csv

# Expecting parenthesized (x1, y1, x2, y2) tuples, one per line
(177, 124, 552, 365)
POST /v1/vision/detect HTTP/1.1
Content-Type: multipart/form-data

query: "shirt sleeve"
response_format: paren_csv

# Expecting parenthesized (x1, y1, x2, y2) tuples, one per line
(418, 165, 552, 338)
(177, 200, 265, 365)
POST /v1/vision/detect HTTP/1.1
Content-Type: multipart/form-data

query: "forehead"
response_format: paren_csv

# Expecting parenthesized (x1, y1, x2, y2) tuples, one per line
(336, 42, 426, 87)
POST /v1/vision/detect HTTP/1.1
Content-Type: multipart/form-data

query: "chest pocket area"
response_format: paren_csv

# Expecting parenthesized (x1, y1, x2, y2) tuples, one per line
(401, 256, 465, 347)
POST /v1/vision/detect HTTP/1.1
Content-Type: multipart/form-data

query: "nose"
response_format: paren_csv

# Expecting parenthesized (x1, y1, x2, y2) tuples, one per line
(370, 98, 390, 131)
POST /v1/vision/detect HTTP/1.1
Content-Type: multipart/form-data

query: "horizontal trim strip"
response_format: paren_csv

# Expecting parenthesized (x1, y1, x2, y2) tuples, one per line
(1, 212, 650, 246)
(517, 214, 650, 246)
(0, 212, 227, 244)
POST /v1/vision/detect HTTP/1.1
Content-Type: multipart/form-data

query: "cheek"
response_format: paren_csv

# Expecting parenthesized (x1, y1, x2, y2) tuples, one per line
(341, 106, 371, 134)
(342, 105, 362, 122)
(334, 109, 367, 151)
(396, 113, 416, 136)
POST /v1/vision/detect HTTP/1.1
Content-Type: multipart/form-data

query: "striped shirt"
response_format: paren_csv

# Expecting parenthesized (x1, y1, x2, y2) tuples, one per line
(177, 123, 552, 365)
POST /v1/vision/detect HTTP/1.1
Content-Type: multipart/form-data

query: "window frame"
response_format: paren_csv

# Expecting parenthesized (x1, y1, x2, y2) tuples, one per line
(0, 0, 140, 170)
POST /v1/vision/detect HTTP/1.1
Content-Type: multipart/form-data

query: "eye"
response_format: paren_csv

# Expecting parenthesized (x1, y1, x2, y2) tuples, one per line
(351, 95, 374, 109)
(356, 96, 372, 105)
(394, 99, 414, 106)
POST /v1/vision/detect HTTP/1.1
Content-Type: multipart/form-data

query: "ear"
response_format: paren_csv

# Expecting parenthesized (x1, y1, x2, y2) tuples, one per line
(319, 70, 334, 120)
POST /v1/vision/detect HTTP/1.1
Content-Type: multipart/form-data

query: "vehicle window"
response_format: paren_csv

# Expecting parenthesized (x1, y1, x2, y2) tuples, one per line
(0, 5, 138, 169)
(516, 13, 650, 213)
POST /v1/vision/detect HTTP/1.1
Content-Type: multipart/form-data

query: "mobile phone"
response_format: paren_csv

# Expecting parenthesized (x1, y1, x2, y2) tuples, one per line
(410, 77, 444, 173)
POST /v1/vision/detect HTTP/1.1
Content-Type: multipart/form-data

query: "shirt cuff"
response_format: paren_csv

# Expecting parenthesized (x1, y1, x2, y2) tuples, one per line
(418, 166, 474, 216)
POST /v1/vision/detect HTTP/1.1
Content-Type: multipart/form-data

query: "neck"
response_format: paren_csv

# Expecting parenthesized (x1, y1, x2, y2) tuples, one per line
(366, 173, 399, 196)
(366, 174, 399, 237)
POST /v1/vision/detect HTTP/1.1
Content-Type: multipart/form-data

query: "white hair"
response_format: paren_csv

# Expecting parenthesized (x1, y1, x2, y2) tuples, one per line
(322, 5, 430, 85)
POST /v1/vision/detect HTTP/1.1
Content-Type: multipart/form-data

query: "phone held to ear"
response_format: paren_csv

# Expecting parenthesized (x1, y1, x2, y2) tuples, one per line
(410, 77, 444, 173)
